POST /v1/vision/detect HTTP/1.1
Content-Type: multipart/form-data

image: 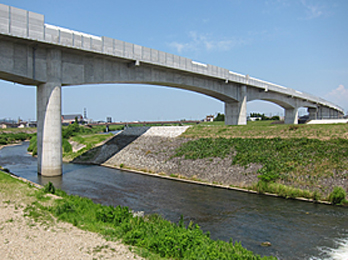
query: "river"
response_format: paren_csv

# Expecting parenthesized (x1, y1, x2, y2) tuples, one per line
(1, 142, 348, 260)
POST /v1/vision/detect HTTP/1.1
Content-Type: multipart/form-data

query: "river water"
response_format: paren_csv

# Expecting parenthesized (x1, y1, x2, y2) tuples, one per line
(1, 142, 348, 260)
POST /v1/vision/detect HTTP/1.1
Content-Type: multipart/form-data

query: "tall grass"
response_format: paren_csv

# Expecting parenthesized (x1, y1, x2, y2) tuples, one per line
(0, 132, 34, 145)
(174, 137, 348, 183)
(39, 184, 276, 260)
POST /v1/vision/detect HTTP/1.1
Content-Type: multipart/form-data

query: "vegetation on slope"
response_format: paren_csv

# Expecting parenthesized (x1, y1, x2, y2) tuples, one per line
(26, 121, 120, 158)
(186, 121, 348, 140)
(0, 132, 34, 145)
(174, 122, 348, 203)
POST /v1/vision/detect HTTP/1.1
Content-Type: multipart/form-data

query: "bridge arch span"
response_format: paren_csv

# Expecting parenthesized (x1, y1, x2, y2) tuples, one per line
(0, 3, 344, 176)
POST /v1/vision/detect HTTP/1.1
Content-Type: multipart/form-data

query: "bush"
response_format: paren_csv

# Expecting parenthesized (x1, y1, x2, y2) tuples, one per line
(214, 113, 225, 121)
(27, 135, 37, 156)
(0, 137, 7, 145)
(62, 138, 72, 153)
(0, 132, 33, 145)
(62, 121, 80, 139)
(44, 182, 56, 194)
(329, 187, 346, 205)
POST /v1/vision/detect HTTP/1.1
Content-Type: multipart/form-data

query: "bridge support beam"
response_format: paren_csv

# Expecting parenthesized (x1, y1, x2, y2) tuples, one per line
(37, 49, 62, 176)
(317, 107, 343, 119)
(225, 86, 247, 125)
(308, 107, 317, 120)
(284, 107, 299, 124)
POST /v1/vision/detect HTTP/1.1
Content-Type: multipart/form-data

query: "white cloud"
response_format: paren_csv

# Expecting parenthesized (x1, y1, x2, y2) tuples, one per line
(326, 85, 348, 111)
(168, 31, 248, 54)
(300, 0, 326, 19)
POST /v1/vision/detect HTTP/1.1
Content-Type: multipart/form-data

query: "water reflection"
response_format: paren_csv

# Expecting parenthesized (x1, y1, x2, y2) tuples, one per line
(38, 175, 63, 187)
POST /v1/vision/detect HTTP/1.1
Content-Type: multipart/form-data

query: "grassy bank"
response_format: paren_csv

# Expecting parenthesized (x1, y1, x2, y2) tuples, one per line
(175, 122, 348, 203)
(0, 170, 276, 260)
(0, 132, 34, 146)
(26, 122, 119, 160)
(185, 121, 348, 140)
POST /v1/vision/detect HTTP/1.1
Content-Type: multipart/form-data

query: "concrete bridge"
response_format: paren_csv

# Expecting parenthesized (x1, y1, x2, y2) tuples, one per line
(0, 4, 344, 176)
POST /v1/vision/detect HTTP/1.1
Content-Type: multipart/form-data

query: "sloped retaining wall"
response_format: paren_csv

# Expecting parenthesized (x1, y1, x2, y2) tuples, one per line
(100, 126, 261, 187)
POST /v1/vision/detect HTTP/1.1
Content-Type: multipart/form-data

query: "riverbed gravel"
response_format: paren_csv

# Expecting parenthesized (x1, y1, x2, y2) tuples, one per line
(0, 199, 144, 260)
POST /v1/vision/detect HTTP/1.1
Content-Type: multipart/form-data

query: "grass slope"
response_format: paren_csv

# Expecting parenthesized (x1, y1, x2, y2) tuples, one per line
(175, 122, 348, 203)
(186, 121, 348, 140)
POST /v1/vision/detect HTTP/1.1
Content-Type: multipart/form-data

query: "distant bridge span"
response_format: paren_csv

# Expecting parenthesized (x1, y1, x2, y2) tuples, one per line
(0, 4, 344, 176)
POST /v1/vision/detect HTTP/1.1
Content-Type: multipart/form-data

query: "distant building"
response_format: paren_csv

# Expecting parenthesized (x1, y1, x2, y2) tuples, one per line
(61, 114, 84, 125)
(205, 115, 214, 122)
(0, 122, 15, 129)
(248, 117, 262, 121)
(106, 117, 112, 123)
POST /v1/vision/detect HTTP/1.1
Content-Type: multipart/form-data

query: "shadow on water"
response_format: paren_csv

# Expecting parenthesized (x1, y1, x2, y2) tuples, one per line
(1, 142, 348, 259)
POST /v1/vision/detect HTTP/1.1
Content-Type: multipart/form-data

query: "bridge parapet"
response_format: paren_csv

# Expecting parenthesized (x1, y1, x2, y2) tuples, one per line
(0, 3, 343, 115)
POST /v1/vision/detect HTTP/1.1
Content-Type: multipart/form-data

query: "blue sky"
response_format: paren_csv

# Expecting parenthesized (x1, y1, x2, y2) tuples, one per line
(1, 0, 347, 122)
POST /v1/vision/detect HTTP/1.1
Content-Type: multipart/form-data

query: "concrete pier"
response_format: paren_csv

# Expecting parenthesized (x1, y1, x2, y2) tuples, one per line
(37, 49, 62, 176)
(284, 107, 299, 124)
(0, 3, 344, 176)
(225, 86, 247, 125)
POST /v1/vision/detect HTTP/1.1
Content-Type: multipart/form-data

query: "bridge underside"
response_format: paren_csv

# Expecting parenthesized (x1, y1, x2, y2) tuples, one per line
(0, 36, 344, 176)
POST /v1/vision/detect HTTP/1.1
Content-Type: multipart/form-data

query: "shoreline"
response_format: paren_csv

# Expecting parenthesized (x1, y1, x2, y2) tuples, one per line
(98, 162, 333, 206)
(0, 137, 339, 207)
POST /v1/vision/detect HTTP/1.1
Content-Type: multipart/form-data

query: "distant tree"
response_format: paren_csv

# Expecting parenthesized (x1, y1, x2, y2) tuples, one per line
(249, 113, 279, 121)
(270, 115, 280, 121)
(214, 113, 225, 121)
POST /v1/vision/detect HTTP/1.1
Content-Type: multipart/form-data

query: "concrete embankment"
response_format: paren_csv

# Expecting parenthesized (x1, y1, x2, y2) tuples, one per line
(74, 126, 261, 188)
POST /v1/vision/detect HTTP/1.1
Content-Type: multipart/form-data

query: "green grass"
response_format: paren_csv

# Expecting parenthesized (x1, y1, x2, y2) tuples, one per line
(0, 171, 276, 260)
(72, 133, 113, 147)
(183, 121, 348, 140)
(62, 133, 114, 161)
(46, 186, 276, 259)
(173, 137, 348, 194)
(250, 181, 322, 201)
(0, 132, 35, 145)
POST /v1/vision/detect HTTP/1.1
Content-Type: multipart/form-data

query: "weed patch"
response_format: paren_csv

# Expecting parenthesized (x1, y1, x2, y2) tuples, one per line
(329, 187, 347, 205)
(173, 137, 348, 184)
(38, 183, 276, 260)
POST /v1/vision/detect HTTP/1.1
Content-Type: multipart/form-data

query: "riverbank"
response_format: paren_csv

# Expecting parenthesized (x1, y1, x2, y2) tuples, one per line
(0, 170, 276, 260)
(0, 170, 145, 260)
(72, 124, 348, 204)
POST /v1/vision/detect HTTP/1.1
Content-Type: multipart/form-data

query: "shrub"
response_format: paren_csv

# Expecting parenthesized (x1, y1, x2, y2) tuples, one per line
(27, 135, 37, 156)
(62, 138, 72, 153)
(0, 137, 7, 145)
(214, 113, 225, 121)
(329, 186, 346, 205)
(44, 181, 56, 194)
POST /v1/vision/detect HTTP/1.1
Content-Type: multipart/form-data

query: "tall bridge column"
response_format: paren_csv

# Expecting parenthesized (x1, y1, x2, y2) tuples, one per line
(308, 107, 317, 120)
(284, 107, 299, 124)
(37, 82, 62, 176)
(225, 85, 247, 125)
(37, 49, 62, 176)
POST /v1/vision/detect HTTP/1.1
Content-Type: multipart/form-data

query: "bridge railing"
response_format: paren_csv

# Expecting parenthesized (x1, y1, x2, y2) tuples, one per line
(0, 3, 344, 114)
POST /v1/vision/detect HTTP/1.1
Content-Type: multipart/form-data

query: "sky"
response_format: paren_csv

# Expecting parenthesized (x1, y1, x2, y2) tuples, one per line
(1, 0, 347, 122)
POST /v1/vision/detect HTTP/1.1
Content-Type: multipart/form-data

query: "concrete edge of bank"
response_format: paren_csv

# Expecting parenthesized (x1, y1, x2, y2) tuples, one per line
(99, 163, 333, 206)
(0, 166, 336, 207)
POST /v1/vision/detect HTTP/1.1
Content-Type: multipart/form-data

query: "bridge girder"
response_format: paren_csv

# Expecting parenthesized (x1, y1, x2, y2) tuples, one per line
(0, 4, 344, 177)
